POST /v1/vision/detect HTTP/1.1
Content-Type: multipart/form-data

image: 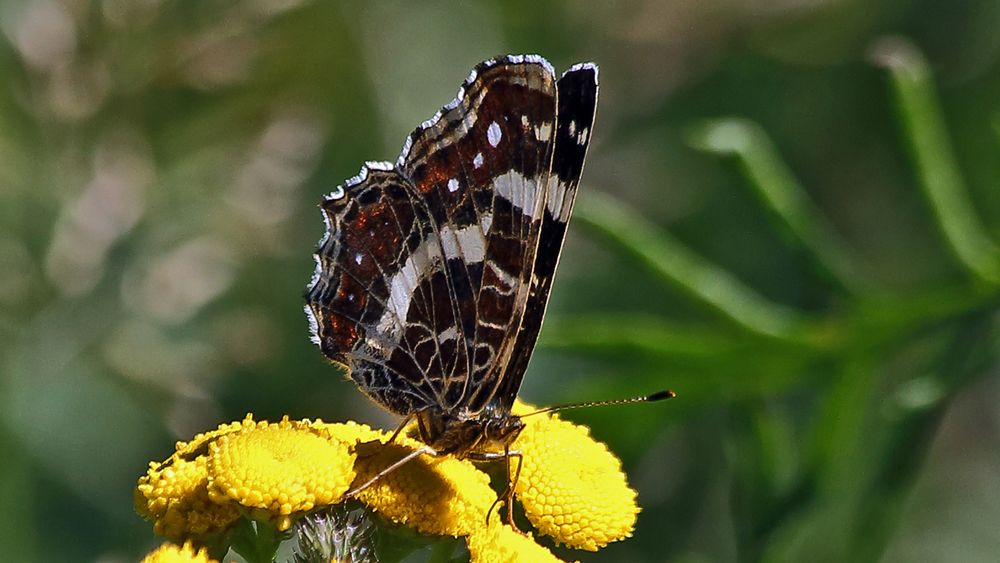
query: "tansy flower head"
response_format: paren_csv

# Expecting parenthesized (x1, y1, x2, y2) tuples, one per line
(350, 437, 496, 537)
(134, 421, 245, 540)
(205, 416, 356, 530)
(136, 406, 641, 561)
(466, 520, 566, 563)
(512, 401, 640, 551)
(141, 541, 216, 563)
(135, 414, 359, 538)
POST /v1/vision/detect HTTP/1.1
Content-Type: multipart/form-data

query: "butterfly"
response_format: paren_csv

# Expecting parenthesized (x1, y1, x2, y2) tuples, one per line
(304, 54, 598, 503)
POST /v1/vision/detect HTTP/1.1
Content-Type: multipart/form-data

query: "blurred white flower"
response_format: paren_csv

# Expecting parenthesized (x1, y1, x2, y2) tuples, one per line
(5, 0, 77, 72)
(122, 237, 236, 324)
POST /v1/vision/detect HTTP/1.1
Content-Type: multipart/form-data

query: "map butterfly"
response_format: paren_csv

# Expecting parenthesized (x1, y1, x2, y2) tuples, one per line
(305, 55, 598, 498)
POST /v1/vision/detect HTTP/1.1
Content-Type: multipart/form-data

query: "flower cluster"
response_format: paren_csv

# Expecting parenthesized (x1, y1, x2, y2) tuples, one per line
(136, 404, 640, 561)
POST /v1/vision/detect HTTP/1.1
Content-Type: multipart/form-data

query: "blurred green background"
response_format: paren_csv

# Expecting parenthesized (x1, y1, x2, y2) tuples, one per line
(2, 0, 1000, 561)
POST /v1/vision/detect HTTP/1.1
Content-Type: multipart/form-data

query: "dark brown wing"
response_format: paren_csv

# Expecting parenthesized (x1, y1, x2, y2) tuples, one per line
(397, 55, 558, 413)
(493, 63, 599, 411)
(306, 55, 559, 416)
(306, 163, 455, 415)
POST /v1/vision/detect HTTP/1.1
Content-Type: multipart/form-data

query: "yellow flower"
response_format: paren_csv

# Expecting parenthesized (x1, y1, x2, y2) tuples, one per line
(141, 541, 216, 563)
(466, 520, 566, 563)
(350, 437, 496, 537)
(134, 420, 244, 540)
(136, 405, 640, 559)
(512, 402, 640, 551)
(206, 416, 356, 530)
(135, 414, 359, 537)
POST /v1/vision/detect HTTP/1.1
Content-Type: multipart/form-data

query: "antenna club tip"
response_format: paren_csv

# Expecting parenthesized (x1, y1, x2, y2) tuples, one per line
(648, 389, 677, 401)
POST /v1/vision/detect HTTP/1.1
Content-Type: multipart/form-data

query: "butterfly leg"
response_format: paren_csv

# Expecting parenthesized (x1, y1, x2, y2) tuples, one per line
(355, 413, 417, 464)
(386, 413, 415, 444)
(505, 448, 524, 533)
(470, 447, 525, 535)
(344, 445, 435, 498)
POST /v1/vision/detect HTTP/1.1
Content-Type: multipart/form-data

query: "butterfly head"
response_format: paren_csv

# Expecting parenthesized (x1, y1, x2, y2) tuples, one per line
(416, 405, 525, 459)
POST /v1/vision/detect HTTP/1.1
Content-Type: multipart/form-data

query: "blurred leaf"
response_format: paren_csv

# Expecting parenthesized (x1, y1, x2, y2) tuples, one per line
(870, 37, 1000, 285)
(575, 192, 806, 339)
(230, 518, 286, 563)
(687, 117, 872, 294)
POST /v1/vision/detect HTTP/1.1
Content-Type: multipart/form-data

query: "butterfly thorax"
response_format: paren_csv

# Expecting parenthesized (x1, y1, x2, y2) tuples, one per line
(415, 404, 525, 458)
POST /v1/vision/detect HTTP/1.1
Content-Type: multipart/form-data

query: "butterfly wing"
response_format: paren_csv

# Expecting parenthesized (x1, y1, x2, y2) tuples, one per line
(306, 56, 559, 417)
(493, 63, 599, 411)
(306, 162, 455, 415)
(397, 55, 559, 413)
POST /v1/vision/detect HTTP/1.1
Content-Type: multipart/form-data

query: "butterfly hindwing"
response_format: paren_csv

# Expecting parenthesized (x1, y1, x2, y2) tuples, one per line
(306, 163, 455, 415)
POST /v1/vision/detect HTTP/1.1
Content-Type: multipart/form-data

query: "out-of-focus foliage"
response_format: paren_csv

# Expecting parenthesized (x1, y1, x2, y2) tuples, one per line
(1, 1, 999, 561)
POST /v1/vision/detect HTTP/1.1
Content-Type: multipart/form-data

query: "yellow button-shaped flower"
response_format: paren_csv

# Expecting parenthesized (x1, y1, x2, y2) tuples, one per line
(141, 541, 216, 563)
(206, 416, 356, 527)
(466, 520, 566, 563)
(136, 405, 645, 560)
(352, 437, 498, 538)
(135, 445, 240, 540)
(512, 403, 639, 551)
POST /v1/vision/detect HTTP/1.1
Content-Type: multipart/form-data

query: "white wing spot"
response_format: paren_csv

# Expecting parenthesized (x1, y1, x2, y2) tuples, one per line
(568, 119, 576, 137)
(492, 170, 538, 215)
(440, 223, 486, 263)
(545, 175, 568, 219)
(447, 178, 460, 193)
(535, 122, 552, 142)
(578, 127, 590, 145)
(473, 152, 484, 168)
(487, 121, 502, 147)
(438, 325, 458, 343)
(354, 252, 363, 265)
(521, 114, 529, 128)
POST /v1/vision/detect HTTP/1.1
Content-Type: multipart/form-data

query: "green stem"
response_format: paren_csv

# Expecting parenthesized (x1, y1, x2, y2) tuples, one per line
(687, 118, 871, 294)
(575, 192, 805, 339)
(229, 517, 285, 563)
(870, 37, 1000, 285)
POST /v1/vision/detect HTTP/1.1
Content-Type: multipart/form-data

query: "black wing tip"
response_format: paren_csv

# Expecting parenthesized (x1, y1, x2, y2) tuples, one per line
(563, 62, 598, 83)
(557, 62, 599, 105)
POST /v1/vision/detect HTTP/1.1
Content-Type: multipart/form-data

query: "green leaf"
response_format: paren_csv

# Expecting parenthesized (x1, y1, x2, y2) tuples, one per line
(575, 192, 806, 339)
(687, 117, 872, 294)
(870, 37, 1000, 285)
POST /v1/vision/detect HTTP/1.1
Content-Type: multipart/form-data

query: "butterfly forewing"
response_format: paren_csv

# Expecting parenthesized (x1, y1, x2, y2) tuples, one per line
(399, 57, 558, 413)
(495, 64, 599, 411)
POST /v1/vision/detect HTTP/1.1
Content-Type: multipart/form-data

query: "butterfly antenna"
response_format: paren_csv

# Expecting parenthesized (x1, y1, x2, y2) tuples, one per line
(521, 389, 676, 418)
